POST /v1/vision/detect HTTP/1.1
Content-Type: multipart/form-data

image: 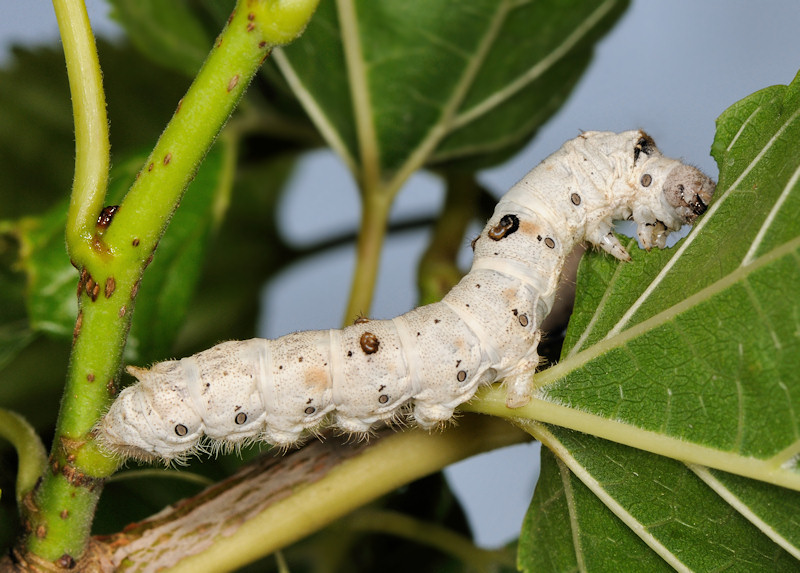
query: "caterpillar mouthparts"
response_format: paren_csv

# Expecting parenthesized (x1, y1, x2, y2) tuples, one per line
(98, 130, 715, 464)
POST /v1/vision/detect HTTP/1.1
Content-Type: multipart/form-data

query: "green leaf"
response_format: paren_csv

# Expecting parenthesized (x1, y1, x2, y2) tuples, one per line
(107, 0, 219, 76)
(520, 429, 800, 571)
(520, 446, 672, 572)
(12, 141, 231, 361)
(515, 69, 800, 569)
(274, 0, 629, 182)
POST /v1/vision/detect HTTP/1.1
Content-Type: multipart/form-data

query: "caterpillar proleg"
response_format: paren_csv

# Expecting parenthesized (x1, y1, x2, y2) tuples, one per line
(99, 131, 715, 463)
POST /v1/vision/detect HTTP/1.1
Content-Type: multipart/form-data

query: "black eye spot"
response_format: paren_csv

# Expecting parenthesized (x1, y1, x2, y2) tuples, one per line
(235, 412, 247, 425)
(174, 424, 188, 437)
(457, 370, 467, 382)
(633, 134, 655, 163)
(518, 314, 529, 327)
(570, 193, 581, 205)
(544, 237, 556, 249)
(641, 174, 652, 187)
(378, 394, 389, 404)
(488, 214, 520, 241)
(304, 406, 316, 415)
(360, 332, 380, 354)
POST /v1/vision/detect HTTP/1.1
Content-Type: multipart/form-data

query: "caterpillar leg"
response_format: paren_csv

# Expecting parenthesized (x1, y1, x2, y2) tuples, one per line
(503, 331, 543, 408)
(637, 219, 669, 250)
(587, 222, 631, 262)
(504, 370, 536, 408)
(413, 403, 456, 428)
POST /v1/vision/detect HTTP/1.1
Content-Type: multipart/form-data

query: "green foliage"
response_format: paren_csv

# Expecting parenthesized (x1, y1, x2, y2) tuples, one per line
(512, 69, 800, 570)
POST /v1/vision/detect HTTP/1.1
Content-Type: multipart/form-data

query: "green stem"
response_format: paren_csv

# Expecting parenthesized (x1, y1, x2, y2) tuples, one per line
(417, 171, 478, 306)
(56, 0, 109, 259)
(0, 409, 48, 506)
(343, 190, 392, 324)
(163, 416, 530, 572)
(344, 509, 515, 571)
(24, 0, 320, 563)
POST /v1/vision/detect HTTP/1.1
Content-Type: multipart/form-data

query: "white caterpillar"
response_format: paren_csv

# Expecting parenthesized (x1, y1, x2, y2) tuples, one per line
(99, 131, 715, 463)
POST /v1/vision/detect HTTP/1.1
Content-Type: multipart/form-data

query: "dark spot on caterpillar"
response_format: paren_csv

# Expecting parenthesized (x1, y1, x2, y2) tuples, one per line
(259, 40, 267, 49)
(570, 193, 581, 205)
(106, 379, 116, 396)
(235, 412, 247, 425)
(633, 133, 656, 164)
(176, 98, 183, 114)
(544, 237, 556, 249)
(298, 356, 303, 363)
(456, 360, 461, 367)
(354, 316, 370, 325)
(148, 162, 154, 172)
(475, 283, 481, 288)
(132, 238, 140, 247)
(347, 351, 353, 357)
(247, 22, 256, 32)
(434, 319, 441, 324)
(227, 75, 240, 92)
(205, 383, 210, 388)
(457, 370, 467, 382)
(304, 406, 316, 415)
(247, 12, 255, 20)
(105, 277, 116, 299)
(378, 394, 389, 404)
(641, 173, 652, 187)
(488, 214, 520, 241)
(60, 509, 69, 520)
(163, 152, 172, 166)
(518, 314, 529, 327)
(379, 385, 386, 391)
(278, 365, 283, 370)
(36, 524, 47, 539)
(537, 235, 542, 241)
(175, 424, 188, 436)
(87, 373, 95, 382)
(416, 332, 421, 336)
(96, 205, 119, 229)
(360, 332, 380, 354)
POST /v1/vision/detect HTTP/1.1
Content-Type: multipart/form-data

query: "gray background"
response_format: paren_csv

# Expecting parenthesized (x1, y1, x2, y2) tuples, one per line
(3, 0, 799, 548)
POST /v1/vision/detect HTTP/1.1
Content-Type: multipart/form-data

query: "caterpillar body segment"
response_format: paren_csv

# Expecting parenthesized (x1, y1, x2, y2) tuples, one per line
(99, 130, 715, 463)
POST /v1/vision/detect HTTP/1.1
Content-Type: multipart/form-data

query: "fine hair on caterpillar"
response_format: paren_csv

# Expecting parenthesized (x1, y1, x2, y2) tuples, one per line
(99, 130, 716, 464)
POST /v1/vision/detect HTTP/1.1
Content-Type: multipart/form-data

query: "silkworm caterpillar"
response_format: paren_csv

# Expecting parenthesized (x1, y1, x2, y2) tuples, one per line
(98, 131, 715, 463)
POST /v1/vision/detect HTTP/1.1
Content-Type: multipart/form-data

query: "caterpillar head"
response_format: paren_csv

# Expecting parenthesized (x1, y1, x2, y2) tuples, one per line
(662, 164, 715, 224)
(626, 131, 716, 249)
(98, 364, 204, 464)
